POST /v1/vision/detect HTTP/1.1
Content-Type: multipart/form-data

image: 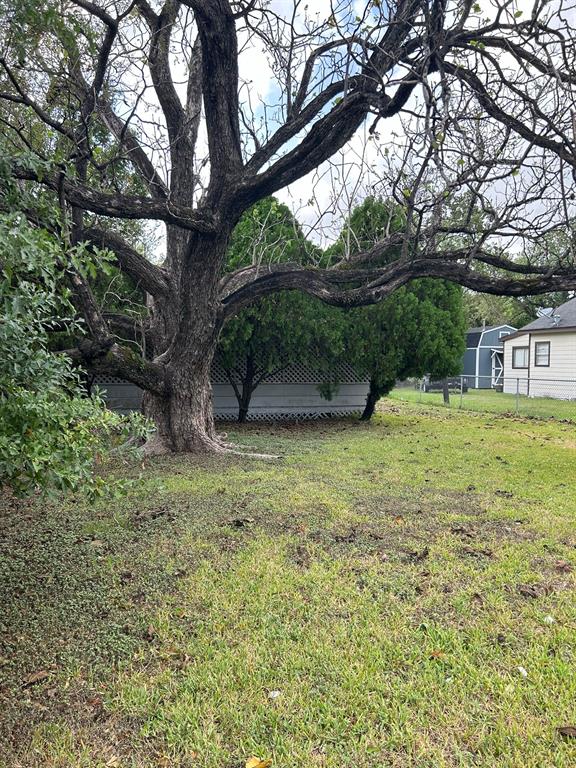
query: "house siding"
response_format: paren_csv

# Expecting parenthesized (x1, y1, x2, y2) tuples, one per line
(503, 331, 576, 399)
(463, 325, 516, 388)
(462, 348, 477, 387)
(503, 332, 530, 395)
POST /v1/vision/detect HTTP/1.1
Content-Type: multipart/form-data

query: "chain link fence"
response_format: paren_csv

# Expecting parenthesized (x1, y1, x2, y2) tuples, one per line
(391, 375, 576, 421)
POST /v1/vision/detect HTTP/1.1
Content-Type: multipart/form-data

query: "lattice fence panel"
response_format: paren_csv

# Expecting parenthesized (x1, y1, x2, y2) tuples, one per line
(92, 374, 128, 385)
(215, 409, 362, 422)
(211, 359, 362, 384)
(94, 362, 365, 387)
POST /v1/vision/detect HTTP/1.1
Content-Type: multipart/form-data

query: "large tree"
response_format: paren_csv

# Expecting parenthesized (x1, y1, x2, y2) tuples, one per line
(2, 0, 576, 454)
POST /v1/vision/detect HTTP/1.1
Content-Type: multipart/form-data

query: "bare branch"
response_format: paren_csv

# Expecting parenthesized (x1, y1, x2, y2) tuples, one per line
(10, 162, 216, 231)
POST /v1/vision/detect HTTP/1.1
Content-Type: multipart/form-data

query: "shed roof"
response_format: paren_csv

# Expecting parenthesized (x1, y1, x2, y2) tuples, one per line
(466, 325, 515, 348)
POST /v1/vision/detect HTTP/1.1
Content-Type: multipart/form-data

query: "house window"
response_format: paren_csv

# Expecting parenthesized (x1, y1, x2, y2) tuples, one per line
(534, 341, 550, 367)
(512, 347, 529, 369)
(499, 331, 510, 339)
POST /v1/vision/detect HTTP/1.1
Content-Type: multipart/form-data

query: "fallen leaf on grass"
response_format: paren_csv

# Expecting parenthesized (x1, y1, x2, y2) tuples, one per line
(120, 571, 133, 582)
(22, 670, 49, 687)
(518, 583, 553, 599)
(334, 529, 357, 543)
(245, 758, 272, 768)
(461, 546, 493, 558)
(406, 546, 429, 563)
(518, 584, 541, 599)
(134, 508, 168, 524)
(471, 592, 484, 606)
(557, 726, 576, 739)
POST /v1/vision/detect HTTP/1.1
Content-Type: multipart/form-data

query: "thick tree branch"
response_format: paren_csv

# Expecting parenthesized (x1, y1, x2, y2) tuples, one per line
(64, 340, 167, 394)
(82, 226, 171, 296)
(237, 0, 425, 208)
(134, 0, 186, 151)
(69, 269, 110, 344)
(181, 0, 243, 193)
(221, 257, 576, 318)
(10, 162, 216, 231)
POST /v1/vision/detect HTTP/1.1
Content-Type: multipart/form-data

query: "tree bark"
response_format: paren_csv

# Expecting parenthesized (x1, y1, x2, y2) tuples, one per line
(360, 379, 380, 421)
(140, 230, 231, 454)
(236, 353, 256, 423)
(442, 379, 450, 405)
(141, 335, 222, 454)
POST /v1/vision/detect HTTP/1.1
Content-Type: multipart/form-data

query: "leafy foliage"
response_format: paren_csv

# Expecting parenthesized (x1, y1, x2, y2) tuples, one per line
(219, 196, 464, 421)
(331, 198, 465, 418)
(219, 199, 344, 420)
(346, 280, 465, 407)
(0, 213, 149, 496)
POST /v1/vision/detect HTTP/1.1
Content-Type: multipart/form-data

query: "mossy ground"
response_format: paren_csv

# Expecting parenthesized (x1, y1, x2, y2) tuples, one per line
(1, 401, 575, 767)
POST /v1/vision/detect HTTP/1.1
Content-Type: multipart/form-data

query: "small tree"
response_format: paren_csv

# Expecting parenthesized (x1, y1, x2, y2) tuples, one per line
(330, 198, 465, 420)
(345, 280, 465, 419)
(219, 199, 344, 420)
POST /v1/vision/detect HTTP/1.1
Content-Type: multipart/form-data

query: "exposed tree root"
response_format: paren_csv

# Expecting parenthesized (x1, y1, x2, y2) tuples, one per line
(142, 432, 279, 459)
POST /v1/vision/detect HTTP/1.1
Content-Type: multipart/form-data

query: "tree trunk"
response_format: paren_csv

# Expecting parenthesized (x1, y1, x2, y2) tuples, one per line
(360, 379, 380, 421)
(238, 392, 251, 423)
(237, 354, 256, 423)
(141, 231, 231, 454)
(442, 379, 450, 405)
(142, 336, 222, 455)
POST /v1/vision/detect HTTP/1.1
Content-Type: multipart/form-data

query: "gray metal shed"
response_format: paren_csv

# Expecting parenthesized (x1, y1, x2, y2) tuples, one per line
(94, 360, 370, 420)
(462, 325, 516, 388)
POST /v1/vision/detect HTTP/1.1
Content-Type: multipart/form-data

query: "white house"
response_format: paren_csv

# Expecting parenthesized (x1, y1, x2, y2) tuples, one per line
(502, 297, 576, 399)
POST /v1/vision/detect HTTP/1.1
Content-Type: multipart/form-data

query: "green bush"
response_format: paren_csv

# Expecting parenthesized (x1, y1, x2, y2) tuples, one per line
(0, 213, 149, 496)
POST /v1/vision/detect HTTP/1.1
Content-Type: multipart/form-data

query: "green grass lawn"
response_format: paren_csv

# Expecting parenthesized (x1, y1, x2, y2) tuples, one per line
(1, 403, 576, 768)
(391, 386, 576, 421)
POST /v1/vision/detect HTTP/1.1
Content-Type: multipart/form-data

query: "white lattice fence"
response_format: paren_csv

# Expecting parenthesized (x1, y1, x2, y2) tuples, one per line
(210, 359, 363, 385)
(92, 362, 369, 420)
